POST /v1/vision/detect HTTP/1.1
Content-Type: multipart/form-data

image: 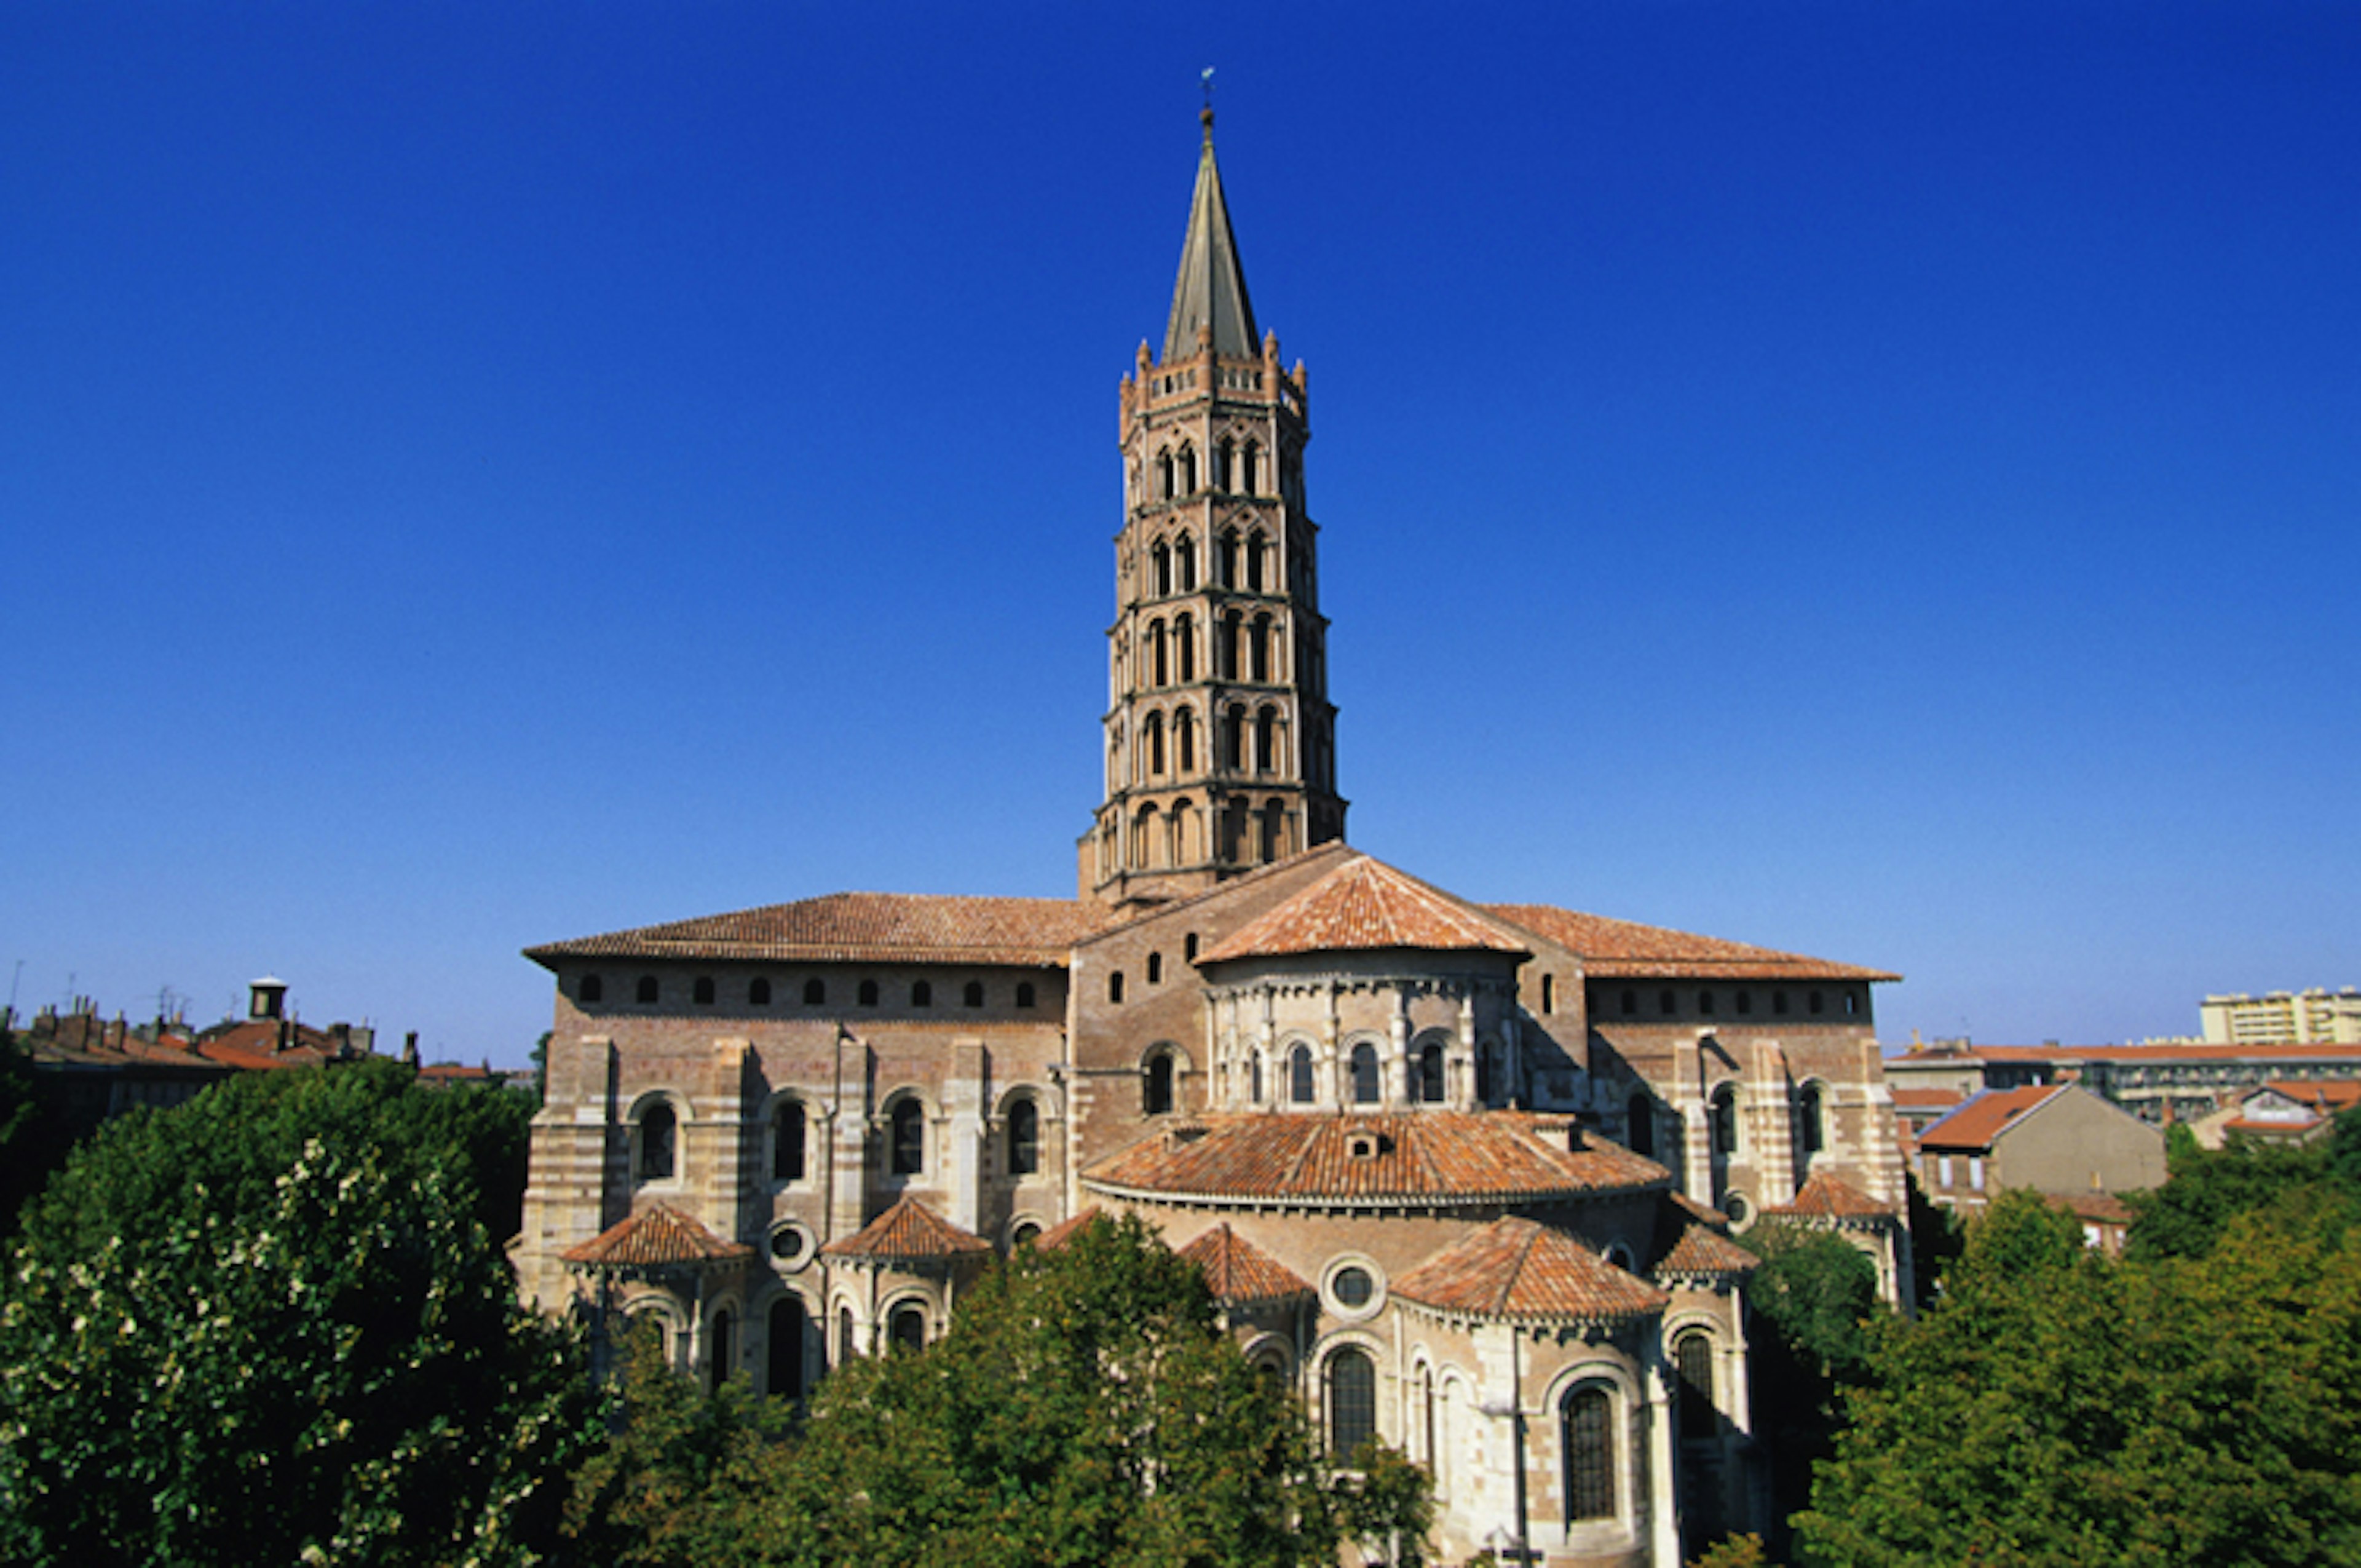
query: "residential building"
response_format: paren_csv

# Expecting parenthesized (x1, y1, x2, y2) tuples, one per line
(2201, 988, 2361, 1047)
(1914, 1085, 2165, 1219)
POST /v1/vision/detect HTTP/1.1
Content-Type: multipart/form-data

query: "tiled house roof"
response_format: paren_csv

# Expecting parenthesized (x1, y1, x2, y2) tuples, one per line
(1198, 857, 1532, 965)
(1649, 1194, 1760, 1281)
(820, 1195, 992, 1265)
(1082, 1112, 1671, 1208)
(1916, 1085, 2063, 1153)
(1393, 1217, 1669, 1326)
(526, 891, 1115, 969)
(1174, 1223, 1314, 1304)
(1764, 1169, 1896, 1221)
(1029, 1205, 1109, 1251)
(1485, 903, 1897, 983)
(560, 1203, 754, 1273)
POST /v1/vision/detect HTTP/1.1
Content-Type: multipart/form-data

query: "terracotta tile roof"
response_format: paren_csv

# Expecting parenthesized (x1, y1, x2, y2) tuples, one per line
(560, 1203, 754, 1272)
(1174, 1223, 1315, 1304)
(1394, 1218, 1669, 1325)
(1652, 1214, 1761, 1281)
(1896, 1041, 2361, 1067)
(820, 1195, 992, 1264)
(1082, 1112, 1670, 1208)
(1484, 903, 1897, 983)
(1029, 1205, 1107, 1250)
(1198, 856, 1532, 965)
(1764, 1169, 1896, 1220)
(2256, 1079, 2361, 1112)
(527, 891, 1115, 969)
(2046, 1190, 2134, 1223)
(1917, 1085, 2065, 1152)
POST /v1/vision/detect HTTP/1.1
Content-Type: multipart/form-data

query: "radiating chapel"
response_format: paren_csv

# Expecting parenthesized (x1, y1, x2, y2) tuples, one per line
(518, 110, 1910, 1567)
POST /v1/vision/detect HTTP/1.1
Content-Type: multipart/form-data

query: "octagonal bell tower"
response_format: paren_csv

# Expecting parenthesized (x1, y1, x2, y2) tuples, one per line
(1080, 109, 1347, 911)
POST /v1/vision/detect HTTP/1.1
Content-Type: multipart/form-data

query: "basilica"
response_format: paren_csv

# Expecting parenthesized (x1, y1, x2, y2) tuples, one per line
(516, 110, 1910, 1568)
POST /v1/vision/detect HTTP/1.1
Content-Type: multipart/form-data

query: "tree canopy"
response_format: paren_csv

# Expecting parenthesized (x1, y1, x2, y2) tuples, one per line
(0, 1059, 596, 1567)
(1795, 1176, 2361, 1566)
(568, 1213, 1430, 1568)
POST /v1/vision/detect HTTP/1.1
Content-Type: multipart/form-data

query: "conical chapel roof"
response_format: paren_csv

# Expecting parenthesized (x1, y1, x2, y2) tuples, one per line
(1162, 110, 1259, 362)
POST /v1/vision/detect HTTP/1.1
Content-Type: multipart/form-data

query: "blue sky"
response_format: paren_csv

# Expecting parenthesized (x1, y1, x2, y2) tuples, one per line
(5, 4, 2355, 1066)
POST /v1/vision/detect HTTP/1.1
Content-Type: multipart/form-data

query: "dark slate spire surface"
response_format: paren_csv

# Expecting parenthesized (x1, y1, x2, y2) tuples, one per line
(1161, 109, 1259, 362)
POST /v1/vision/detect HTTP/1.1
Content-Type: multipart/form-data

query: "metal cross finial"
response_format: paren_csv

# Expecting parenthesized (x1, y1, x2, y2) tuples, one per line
(1201, 66, 1216, 108)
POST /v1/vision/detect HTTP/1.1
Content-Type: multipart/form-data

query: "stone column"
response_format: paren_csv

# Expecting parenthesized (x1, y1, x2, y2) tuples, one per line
(1647, 1350, 1680, 1568)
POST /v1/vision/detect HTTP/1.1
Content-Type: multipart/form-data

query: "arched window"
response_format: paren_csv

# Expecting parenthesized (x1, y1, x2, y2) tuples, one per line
(1562, 1386, 1616, 1521)
(1218, 529, 1240, 587)
(1246, 531, 1267, 592)
(1350, 1042, 1380, 1105)
(1289, 1045, 1316, 1105)
(1796, 1082, 1825, 1163)
(1176, 534, 1197, 591)
(1176, 614, 1196, 681)
(1475, 1042, 1496, 1104)
(1249, 1051, 1265, 1103)
(1109, 970, 1126, 1004)
(1675, 1331, 1716, 1436)
(1146, 711, 1166, 775)
(636, 975, 660, 1004)
(1146, 952, 1163, 984)
(838, 1306, 857, 1363)
(1007, 1098, 1040, 1176)
(638, 1103, 677, 1182)
(889, 1303, 927, 1355)
(1158, 449, 1175, 499)
(1176, 707, 1196, 772)
(1222, 705, 1245, 770)
(1177, 445, 1197, 494)
(1153, 540, 1173, 597)
(1417, 1042, 1447, 1103)
(1254, 707, 1277, 773)
(632, 1310, 670, 1372)
(858, 979, 879, 1007)
(1709, 1085, 1738, 1157)
(911, 980, 932, 1008)
(693, 976, 716, 1006)
(1326, 1347, 1377, 1457)
(1421, 1367, 1437, 1471)
(1259, 800, 1285, 863)
(1250, 613, 1271, 681)
(1016, 981, 1037, 1008)
(749, 976, 772, 1006)
(767, 1297, 808, 1400)
(804, 977, 826, 1005)
(772, 1099, 806, 1183)
(1626, 1091, 1655, 1159)
(1216, 438, 1235, 490)
(963, 980, 984, 1008)
(709, 1308, 736, 1392)
(890, 1099, 925, 1176)
(1144, 1052, 1175, 1116)
(579, 973, 604, 1003)
(1242, 442, 1261, 494)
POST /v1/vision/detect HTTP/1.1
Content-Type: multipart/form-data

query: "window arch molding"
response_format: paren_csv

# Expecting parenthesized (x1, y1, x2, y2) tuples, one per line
(1139, 1041, 1192, 1117)
(1538, 1361, 1644, 1532)
(755, 1282, 820, 1401)
(627, 1090, 690, 1186)
(877, 1088, 935, 1178)
(759, 1090, 812, 1187)
(997, 1087, 1047, 1178)
(879, 1287, 938, 1355)
(1280, 1034, 1321, 1106)
(1240, 1330, 1294, 1383)
(1410, 1028, 1453, 1105)
(1793, 1076, 1830, 1166)
(1317, 1332, 1388, 1459)
(620, 1291, 689, 1374)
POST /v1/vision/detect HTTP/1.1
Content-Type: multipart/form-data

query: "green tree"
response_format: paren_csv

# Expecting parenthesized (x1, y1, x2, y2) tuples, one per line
(2122, 1122, 2339, 1261)
(569, 1213, 1431, 1568)
(0, 1059, 599, 1567)
(1794, 1187, 2361, 1566)
(1740, 1222, 1882, 1542)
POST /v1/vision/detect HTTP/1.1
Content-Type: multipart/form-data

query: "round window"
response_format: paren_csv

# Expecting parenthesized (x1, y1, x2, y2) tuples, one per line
(770, 1227, 805, 1262)
(1332, 1265, 1375, 1310)
(1721, 1192, 1751, 1225)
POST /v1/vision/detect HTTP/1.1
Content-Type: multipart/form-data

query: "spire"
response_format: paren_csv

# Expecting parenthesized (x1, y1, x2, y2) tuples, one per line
(1161, 108, 1259, 362)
